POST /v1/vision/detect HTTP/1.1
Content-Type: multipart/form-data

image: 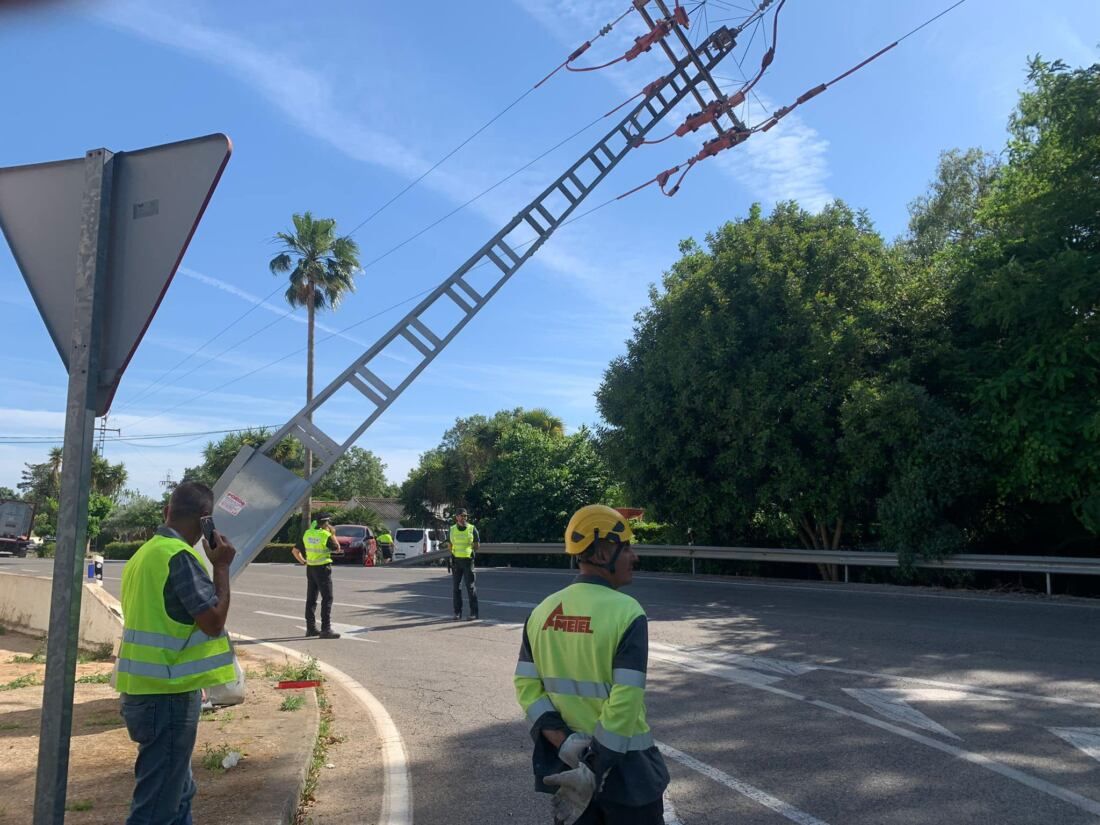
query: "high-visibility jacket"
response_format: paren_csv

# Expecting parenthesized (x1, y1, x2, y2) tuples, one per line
(303, 527, 333, 566)
(514, 576, 668, 806)
(376, 531, 393, 545)
(116, 533, 235, 695)
(449, 524, 477, 558)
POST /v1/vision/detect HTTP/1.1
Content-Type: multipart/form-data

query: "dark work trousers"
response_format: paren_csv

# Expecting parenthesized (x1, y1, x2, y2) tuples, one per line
(305, 563, 334, 631)
(571, 797, 664, 825)
(451, 556, 479, 617)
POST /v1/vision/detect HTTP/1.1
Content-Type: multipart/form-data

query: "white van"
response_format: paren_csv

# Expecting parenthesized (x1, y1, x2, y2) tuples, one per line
(392, 528, 437, 561)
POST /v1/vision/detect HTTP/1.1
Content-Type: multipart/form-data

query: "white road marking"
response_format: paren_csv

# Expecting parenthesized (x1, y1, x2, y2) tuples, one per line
(1050, 727, 1100, 764)
(650, 644, 784, 688)
(653, 651, 1100, 817)
(658, 741, 831, 825)
(663, 791, 684, 825)
(844, 689, 963, 740)
(677, 644, 1100, 710)
(253, 611, 379, 643)
(233, 633, 412, 825)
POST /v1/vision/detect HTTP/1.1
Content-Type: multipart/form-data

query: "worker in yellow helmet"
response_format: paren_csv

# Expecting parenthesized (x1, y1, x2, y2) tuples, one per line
(514, 505, 668, 825)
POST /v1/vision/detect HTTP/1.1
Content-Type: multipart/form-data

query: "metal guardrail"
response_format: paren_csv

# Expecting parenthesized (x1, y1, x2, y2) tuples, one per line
(389, 543, 1100, 594)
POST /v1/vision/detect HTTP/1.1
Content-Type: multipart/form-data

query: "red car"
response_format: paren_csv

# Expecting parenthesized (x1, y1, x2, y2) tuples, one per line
(331, 524, 376, 564)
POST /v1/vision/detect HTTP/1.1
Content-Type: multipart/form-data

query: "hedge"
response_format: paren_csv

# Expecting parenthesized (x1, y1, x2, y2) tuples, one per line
(99, 541, 300, 564)
(253, 544, 297, 564)
(103, 541, 144, 560)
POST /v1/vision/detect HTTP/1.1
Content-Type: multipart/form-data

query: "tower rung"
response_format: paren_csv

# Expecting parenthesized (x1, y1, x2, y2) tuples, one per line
(557, 182, 578, 205)
(525, 213, 547, 237)
(410, 317, 442, 348)
(357, 365, 393, 398)
(294, 419, 340, 459)
(599, 144, 616, 163)
(400, 327, 434, 358)
(348, 374, 385, 406)
(485, 248, 511, 276)
(446, 285, 476, 313)
(497, 240, 521, 266)
(454, 277, 484, 305)
(535, 203, 557, 228)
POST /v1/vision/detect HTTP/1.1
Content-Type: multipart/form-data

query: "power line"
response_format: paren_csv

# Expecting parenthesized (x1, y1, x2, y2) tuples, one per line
(0, 426, 281, 446)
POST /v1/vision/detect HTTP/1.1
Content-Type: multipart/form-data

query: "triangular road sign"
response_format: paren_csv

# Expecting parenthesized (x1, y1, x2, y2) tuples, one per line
(0, 133, 232, 414)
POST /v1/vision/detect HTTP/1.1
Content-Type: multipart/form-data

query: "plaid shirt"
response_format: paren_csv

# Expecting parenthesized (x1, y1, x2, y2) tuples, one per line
(156, 526, 218, 625)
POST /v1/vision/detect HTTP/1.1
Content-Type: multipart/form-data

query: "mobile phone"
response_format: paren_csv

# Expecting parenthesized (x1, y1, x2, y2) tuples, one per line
(199, 515, 218, 549)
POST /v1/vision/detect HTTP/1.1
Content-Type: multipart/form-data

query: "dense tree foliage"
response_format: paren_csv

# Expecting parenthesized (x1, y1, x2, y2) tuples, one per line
(400, 408, 617, 540)
(598, 56, 1099, 564)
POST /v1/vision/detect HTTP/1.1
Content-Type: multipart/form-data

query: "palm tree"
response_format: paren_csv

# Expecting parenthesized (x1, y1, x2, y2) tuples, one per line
(269, 212, 362, 531)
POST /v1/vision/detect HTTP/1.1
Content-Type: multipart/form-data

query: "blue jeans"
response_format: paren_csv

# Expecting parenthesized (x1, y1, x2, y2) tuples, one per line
(120, 691, 201, 825)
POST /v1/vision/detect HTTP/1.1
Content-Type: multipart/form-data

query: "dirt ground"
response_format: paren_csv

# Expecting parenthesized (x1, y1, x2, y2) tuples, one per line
(0, 629, 319, 825)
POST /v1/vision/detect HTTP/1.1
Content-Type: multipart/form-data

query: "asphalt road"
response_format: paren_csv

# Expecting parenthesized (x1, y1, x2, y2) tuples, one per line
(8, 556, 1100, 825)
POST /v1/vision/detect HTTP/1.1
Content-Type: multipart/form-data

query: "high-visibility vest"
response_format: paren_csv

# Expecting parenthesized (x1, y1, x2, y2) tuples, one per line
(514, 582, 652, 754)
(449, 524, 476, 558)
(377, 532, 393, 545)
(116, 534, 235, 695)
(303, 528, 332, 566)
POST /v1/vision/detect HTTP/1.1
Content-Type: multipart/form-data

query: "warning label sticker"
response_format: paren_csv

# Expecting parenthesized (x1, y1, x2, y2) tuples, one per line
(217, 492, 246, 516)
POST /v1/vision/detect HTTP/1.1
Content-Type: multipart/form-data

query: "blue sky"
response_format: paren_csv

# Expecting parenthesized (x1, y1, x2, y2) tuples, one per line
(1, 0, 1097, 497)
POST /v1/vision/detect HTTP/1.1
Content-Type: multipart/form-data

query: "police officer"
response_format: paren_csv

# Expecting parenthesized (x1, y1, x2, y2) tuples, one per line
(116, 482, 239, 824)
(376, 527, 394, 564)
(449, 508, 480, 620)
(292, 514, 341, 639)
(514, 505, 668, 825)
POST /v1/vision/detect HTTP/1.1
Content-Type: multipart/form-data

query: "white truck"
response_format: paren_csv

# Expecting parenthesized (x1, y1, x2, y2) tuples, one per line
(0, 499, 35, 558)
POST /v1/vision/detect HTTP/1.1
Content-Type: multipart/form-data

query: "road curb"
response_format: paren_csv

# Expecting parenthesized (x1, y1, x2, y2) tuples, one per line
(235, 634, 413, 825)
(280, 678, 321, 825)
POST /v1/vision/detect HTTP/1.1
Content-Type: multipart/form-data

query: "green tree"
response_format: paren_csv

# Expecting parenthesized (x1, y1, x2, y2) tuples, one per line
(182, 428, 304, 488)
(471, 423, 618, 541)
(955, 57, 1100, 533)
(906, 148, 1000, 261)
(314, 447, 391, 500)
(19, 448, 127, 506)
(399, 409, 607, 538)
(100, 491, 163, 542)
(0, 486, 17, 500)
(269, 212, 362, 531)
(597, 202, 973, 571)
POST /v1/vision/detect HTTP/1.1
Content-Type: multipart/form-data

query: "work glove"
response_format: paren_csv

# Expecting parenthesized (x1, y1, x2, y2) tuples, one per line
(544, 762, 597, 825)
(557, 732, 592, 769)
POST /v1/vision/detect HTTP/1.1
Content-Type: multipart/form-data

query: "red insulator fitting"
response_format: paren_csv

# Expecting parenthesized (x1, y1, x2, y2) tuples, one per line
(672, 5, 689, 27)
(569, 41, 592, 62)
(642, 74, 668, 97)
(675, 99, 723, 137)
(656, 166, 678, 187)
(796, 84, 827, 105)
(726, 90, 746, 108)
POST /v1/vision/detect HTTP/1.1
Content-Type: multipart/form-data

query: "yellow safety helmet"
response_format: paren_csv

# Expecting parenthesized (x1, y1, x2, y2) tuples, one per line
(564, 505, 634, 556)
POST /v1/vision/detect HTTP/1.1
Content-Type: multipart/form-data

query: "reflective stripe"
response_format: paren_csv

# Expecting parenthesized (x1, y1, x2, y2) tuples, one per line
(594, 722, 654, 753)
(514, 660, 540, 678)
(542, 677, 611, 699)
(612, 668, 646, 688)
(525, 696, 557, 723)
(123, 628, 225, 653)
(117, 650, 235, 680)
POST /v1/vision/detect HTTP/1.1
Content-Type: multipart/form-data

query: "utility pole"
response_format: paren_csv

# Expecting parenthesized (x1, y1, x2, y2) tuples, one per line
(94, 415, 121, 455)
(211, 14, 745, 580)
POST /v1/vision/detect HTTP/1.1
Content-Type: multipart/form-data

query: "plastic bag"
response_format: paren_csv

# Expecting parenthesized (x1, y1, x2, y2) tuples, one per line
(205, 650, 246, 706)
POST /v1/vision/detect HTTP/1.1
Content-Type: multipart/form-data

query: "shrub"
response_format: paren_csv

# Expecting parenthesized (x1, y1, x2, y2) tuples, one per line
(253, 544, 297, 564)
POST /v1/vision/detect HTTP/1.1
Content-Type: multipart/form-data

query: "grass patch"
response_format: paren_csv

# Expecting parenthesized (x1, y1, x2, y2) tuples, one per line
(77, 643, 114, 663)
(0, 674, 39, 691)
(84, 715, 119, 728)
(295, 685, 333, 823)
(280, 695, 305, 712)
(65, 800, 94, 812)
(76, 672, 111, 684)
(0, 721, 23, 731)
(0, 623, 6, 634)
(264, 655, 321, 683)
(200, 742, 243, 772)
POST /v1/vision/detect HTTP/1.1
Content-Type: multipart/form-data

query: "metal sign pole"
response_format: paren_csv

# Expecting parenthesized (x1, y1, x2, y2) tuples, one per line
(32, 148, 113, 825)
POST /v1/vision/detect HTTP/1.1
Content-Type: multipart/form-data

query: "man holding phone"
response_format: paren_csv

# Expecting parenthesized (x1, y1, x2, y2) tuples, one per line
(115, 481, 238, 825)
(292, 513, 342, 639)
